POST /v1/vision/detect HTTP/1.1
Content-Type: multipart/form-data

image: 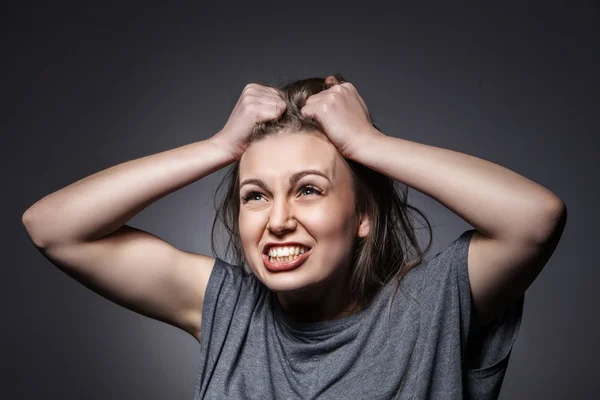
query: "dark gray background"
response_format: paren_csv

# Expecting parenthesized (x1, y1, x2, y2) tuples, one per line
(5, 2, 596, 399)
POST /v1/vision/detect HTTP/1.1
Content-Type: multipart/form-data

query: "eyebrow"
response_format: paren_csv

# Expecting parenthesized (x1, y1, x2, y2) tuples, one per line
(239, 169, 331, 192)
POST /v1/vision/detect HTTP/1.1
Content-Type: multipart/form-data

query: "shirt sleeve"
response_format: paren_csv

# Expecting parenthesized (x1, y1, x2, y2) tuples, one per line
(195, 258, 265, 398)
(422, 229, 525, 398)
(199, 257, 266, 356)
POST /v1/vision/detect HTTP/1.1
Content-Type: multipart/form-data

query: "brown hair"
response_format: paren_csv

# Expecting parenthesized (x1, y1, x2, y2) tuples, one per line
(211, 74, 435, 311)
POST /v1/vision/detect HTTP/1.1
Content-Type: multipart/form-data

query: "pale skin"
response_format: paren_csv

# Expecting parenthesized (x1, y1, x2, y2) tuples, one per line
(238, 132, 370, 323)
(22, 77, 566, 347)
(301, 77, 567, 332)
(242, 79, 568, 330)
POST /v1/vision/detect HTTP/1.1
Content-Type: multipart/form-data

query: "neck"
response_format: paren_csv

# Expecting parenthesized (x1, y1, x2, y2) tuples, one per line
(276, 264, 360, 323)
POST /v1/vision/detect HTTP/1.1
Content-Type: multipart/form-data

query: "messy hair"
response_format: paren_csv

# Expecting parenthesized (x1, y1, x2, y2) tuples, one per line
(211, 74, 435, 310)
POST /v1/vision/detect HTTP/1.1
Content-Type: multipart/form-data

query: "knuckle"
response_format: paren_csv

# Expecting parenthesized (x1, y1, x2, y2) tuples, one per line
(241, 102, 256, 115)
(240, 94, 256, 105)
(246, 102, 258, 113)
(243, 83, 259, 93)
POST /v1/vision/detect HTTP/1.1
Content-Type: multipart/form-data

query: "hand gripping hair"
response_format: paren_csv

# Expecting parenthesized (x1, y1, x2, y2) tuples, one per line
(324, 73, 346, 89)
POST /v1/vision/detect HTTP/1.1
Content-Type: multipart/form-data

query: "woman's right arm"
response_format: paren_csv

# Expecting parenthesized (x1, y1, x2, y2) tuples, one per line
(22, 138, 236, 343)
(22, 83, 286, 343)
(23, 137, 235, 247)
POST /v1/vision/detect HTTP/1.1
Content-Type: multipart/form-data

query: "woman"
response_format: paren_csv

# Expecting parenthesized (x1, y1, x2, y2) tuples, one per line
(22, 74, 567, 399)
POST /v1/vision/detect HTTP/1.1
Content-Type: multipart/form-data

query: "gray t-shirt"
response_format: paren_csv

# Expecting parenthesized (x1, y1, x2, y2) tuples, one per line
(194, 229, 524, 399)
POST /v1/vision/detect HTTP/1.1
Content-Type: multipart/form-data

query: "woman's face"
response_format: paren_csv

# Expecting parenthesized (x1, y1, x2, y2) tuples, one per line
(238, 131, 370, 298)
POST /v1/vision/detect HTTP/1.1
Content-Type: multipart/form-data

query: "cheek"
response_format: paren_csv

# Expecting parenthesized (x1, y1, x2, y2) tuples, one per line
(239, 209, 264, 226)
(303, 202, 355, 237)
(238, 212, 263, 246)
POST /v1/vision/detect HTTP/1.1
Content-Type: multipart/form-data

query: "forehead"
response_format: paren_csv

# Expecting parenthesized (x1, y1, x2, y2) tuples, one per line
(239, 132, 343, 183)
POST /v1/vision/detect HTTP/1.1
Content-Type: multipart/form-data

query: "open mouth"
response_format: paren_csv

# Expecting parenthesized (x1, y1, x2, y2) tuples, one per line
(262, 248, 312, 272)
(263, 244, 312, 262)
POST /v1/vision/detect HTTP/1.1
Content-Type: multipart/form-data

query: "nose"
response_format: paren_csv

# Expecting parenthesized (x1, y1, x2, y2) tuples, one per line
(267, 198, 297, 235)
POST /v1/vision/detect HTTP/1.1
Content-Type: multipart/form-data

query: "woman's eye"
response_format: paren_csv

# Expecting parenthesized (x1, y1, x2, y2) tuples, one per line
(300, 185, 322, 196)
(241, 185, 321, 203)
(242, 192, 263, 202)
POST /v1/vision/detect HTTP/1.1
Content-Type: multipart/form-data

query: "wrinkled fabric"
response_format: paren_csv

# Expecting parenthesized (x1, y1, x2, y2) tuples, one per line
(194, 229, 524, 399)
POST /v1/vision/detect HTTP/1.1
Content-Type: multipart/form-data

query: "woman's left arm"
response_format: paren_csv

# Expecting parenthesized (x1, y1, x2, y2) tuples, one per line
(350, 133, 567, 332)
(302, 79, 567, 333)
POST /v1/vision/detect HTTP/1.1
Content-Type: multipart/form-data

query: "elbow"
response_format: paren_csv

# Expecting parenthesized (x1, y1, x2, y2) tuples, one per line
(531, 198, 567, 246)
(22, 209, 50, 249)
(550, 199, 567, 237)
(546, 197, 567, 230)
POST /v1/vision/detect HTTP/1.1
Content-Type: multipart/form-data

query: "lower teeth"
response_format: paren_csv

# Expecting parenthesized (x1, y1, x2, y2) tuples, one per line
(270, 255, 299, 263)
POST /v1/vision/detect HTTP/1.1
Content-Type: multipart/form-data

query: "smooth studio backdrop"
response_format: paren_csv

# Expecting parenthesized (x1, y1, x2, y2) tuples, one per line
(5, 2, 596, 399)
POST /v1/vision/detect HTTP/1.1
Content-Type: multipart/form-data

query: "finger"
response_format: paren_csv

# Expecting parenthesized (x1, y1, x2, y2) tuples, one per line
(353, 91, 367, 111)
(258, 99, 287, 120)
(242, 95, 283, 112)
(325, 75, 343, 89)
(258, 86, 279, 98)
(352, 92, 371, 118)
(304, 94, 320, 104)
(264, 91, 285, 105)
(300, 103, 317, 119)
(300, 102, 310, 116)
(245, 84, 280, 99)
(259, 98, 287, 113)
(269, 87, 283, 97)
(249, 90, 285, 106)
(339, 82, 369, 115)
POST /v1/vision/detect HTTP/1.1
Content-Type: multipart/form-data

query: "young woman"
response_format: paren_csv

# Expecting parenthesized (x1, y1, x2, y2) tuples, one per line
(22, 74, 567, 399)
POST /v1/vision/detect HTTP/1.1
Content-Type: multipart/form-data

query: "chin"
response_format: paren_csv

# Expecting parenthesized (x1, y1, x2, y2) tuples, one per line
(256, 257, 320, 293)
(265, 277, 317, 295)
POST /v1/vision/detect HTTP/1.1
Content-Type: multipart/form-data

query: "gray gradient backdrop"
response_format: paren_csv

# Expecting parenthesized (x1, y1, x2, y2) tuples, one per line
(5, 2, 596, 399)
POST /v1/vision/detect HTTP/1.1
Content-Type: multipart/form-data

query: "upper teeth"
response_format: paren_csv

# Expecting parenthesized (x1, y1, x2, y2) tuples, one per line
(268, 246, 309, 257)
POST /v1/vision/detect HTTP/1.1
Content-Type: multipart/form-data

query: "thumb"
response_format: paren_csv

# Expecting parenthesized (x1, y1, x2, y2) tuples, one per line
(325, 74, 345, 89)
(301, 102, 321, 124)
(300, 102, 312, 117)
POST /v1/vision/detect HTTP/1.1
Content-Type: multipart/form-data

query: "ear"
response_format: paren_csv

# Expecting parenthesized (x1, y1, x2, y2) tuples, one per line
(356, 212, 370, 238)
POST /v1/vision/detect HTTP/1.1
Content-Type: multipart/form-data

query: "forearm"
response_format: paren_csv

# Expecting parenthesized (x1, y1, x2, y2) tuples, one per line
(351, 131, 564, 244)
(23, 136, 235, 247)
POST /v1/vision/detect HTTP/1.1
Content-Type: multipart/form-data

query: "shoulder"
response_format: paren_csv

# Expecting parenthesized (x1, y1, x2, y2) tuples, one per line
(210, 258, 259, 284)
(395, 229, 476, 304)
(203, 257, 269, 308)
(416, 229, 474, 285)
